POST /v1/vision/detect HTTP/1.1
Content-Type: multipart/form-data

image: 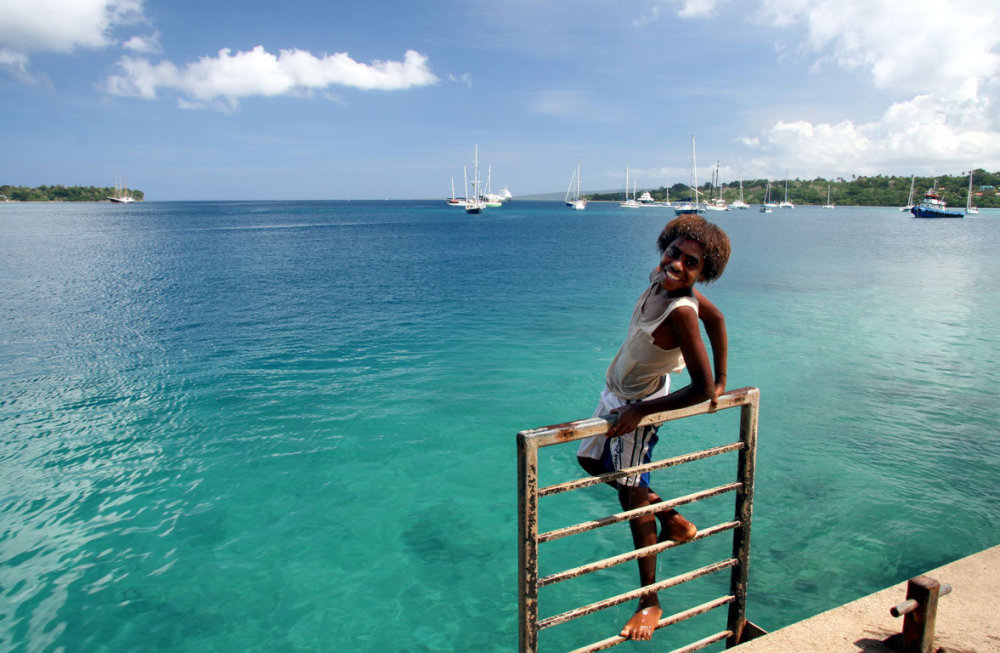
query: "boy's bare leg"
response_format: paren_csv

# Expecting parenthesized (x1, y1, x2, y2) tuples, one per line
(617, 485, 662, 640)
(577, 458, 697, 543)
(648, 489, 698, 543)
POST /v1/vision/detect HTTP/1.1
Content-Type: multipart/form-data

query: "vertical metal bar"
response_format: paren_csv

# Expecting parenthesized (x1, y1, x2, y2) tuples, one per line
(517, 432, 540, 653)
(727, 390, 759, 647)
(901, 575, 941, 653)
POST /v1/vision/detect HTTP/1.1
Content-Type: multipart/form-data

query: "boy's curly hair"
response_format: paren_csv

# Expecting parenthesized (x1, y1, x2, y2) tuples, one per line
(656, 214, 731, 283)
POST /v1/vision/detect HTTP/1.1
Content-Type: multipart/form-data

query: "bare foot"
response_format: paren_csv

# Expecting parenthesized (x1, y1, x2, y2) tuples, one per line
(658, 510, 697, 543)
(620, 606, 662, 640)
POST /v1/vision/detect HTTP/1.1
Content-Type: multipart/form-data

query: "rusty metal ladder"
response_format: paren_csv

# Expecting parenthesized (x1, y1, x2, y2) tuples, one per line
(517, 387, 765, 652)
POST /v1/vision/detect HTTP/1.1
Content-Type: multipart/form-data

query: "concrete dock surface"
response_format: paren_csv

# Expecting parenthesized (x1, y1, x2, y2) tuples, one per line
(732, 544, 1000, 652)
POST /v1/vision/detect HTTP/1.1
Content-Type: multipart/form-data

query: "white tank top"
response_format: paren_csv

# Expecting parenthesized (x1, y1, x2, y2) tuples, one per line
(605, 284, 698, 400)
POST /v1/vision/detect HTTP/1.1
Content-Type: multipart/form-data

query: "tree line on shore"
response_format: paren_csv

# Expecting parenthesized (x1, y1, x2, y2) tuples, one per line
(0, 185, 145, 202)
(587, 169, 1000, 208)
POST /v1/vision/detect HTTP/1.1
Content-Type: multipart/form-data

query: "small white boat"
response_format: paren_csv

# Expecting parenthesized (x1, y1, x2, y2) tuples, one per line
(481, 165, 505, 207)
(966, 170, 978, 214)
(704, 162, 728, 211)
(107, 178, 135, 203)
(778, 173, 794, 208)
(822, 184, 834, 209)
(730, 168, 749, 209)
(447, 177, 466, 207)
(464, 145, 486, 214)
(900, 175, 915, 211)
(565, 164, 587, 210)
(674, 134, 704, 215)
(760, 181, 774, 212)
(620, 165, 641, 208)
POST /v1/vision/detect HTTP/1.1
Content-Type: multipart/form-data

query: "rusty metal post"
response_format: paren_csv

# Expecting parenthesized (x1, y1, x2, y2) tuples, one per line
(726, 388, 760, 647)
(896, 575, 943, 653)
(517, 431, 540, 653)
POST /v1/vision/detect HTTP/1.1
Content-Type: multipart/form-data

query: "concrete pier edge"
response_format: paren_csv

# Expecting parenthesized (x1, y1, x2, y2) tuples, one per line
(732, 544, 1000, 652)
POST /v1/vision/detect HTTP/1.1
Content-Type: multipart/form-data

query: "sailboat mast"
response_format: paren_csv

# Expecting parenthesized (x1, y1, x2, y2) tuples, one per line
(690, 134, 699, 202)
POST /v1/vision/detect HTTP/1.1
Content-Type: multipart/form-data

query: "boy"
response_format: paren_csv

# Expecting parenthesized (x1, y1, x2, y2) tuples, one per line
(577, 215, 731, 641)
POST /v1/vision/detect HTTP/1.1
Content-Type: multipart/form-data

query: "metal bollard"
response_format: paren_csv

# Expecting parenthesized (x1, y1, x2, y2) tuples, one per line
(888, 575, 952, 653)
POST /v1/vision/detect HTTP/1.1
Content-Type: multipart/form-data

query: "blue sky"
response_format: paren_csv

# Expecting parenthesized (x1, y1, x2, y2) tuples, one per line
(2, 0, 998, 200)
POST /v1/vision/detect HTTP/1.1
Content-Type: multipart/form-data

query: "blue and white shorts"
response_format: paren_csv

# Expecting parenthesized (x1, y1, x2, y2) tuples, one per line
(576, 377, 670, 488)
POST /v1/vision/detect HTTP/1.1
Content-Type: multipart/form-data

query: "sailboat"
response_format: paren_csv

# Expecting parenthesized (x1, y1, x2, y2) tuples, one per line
(778, 172, 794, 208)
(822, 184, 834, 209)
(447, 177, 465, 207)
(966, 170, 979, 215)
(107, 177, 135, 203)
(620, 165, 641, 208)
(464, 145, 486, 214)
(759, 181, 774, 213)
(705, 161, 728, 211)
(482, 165, 503, 207)
(674, 134, 703, 215)
(565, 164, 587, 210)
(730, 168, 749, 209)
(899, 175, 915, 211)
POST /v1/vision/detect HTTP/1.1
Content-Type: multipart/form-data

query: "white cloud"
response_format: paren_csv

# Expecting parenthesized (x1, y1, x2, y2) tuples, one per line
(104, 47, 439, 110)
(122, 32, 161, 55)
(0, 0, 144, 54)
(676, 0, 721, 18)
(759, 0, 999, 100)
(740, 0, 1000, 175)
(748, 93, 1000, 176)
(0, 47, 37, 83)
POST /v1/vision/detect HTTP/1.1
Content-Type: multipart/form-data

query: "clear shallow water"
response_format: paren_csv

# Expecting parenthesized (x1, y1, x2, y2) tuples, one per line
(1, 200, 998, 651)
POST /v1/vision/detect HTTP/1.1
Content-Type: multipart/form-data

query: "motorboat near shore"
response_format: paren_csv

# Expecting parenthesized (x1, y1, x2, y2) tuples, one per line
(911, 185, 963, 218)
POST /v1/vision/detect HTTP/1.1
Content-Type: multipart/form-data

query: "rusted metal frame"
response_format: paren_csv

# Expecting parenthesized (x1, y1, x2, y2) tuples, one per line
(539, 442, 743, 497)
(517, 431, 540, 653)
(673, 631, 734, 653)
(518, 388, 757, 449)
(568, 596, 736, 653)
(540, 520, 740, 588)
(538, 558, 738, 630)
(726, 388, 760, 648)
(539, 482, 741, 544)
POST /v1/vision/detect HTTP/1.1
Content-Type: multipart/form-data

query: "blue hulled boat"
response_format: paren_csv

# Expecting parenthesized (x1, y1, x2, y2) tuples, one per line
(911, 186, 963, 218)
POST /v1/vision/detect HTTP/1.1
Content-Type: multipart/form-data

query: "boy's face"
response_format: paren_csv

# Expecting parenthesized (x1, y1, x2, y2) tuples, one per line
(657, 236, 705, 291)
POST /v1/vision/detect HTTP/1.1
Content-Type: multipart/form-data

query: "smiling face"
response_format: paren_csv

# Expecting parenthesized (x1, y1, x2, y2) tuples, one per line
(656, 236, 705, 292)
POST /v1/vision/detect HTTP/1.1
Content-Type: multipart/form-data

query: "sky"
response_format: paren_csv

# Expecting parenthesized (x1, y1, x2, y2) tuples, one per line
(1, 0, 998, 200)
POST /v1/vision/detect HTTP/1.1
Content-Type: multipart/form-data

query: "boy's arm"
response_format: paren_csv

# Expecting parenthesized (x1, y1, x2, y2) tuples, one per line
(693, 288, 728, 404)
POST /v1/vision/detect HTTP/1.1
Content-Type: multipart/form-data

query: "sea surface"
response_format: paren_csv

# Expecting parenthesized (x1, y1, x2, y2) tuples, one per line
(1, 200, 998, 652)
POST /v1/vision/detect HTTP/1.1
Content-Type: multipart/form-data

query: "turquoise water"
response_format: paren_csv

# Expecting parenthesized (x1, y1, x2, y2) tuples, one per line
(1, 200, 998, 651)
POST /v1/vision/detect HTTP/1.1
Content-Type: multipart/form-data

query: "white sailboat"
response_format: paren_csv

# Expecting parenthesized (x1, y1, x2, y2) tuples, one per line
(464, 145, 486, 214)
(483, 165, 503, 207)
(107, 177, 135, 203)
(759, 181, 774, 213)
(620, 165, 641, 208)
(899, 175, 915, 211)
(966, 170, 979, 214)
(674, 134, 703, 215)
(447, 177, 465, 207)
(705, 161, 728, 211)
(822, 184, 834, 209)
(565, 164, 587, 210)
(730, 167, 749, 209)
(778, 172, 794, 208)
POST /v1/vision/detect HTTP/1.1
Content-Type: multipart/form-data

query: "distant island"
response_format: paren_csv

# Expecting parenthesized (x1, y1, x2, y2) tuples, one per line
(585, 170, 999, 208)
(1, 185, 145, 202)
